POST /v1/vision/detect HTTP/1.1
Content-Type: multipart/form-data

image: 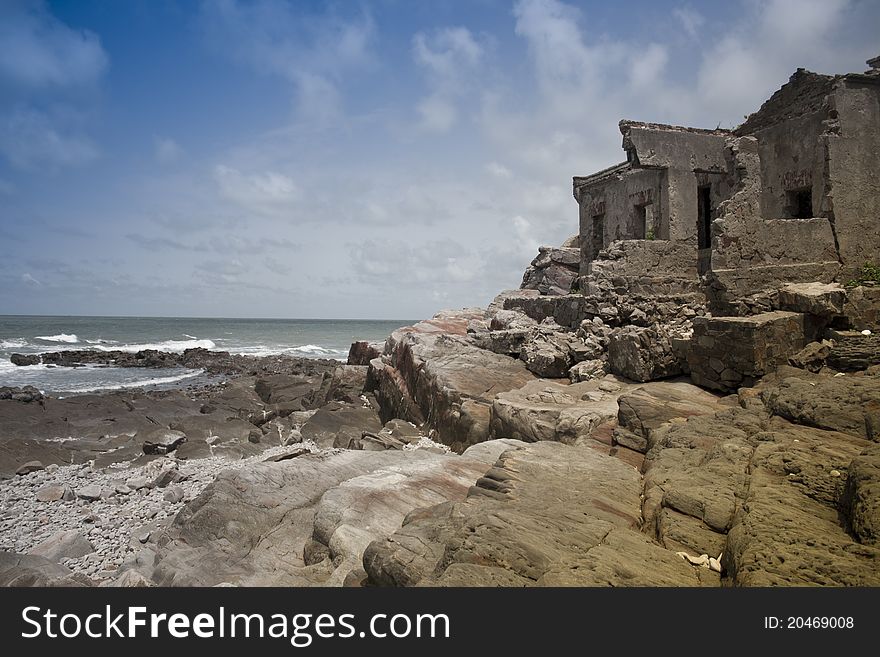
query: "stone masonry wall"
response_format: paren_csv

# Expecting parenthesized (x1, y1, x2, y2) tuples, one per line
(687, 311, 807, 392)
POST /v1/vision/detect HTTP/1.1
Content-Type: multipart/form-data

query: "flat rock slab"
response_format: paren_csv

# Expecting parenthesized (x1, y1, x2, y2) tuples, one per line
(364, 441, 714, 587)
(490, 375, 637, 444)
(29, 530, 95, 561)
(364, 441, 715, 586)
(141, 428, 187, 455)
(777, 282, 846, 317)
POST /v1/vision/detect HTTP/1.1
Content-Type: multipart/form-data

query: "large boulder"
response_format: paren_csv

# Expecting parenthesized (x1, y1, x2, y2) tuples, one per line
(607, 325, 683, 382)
(347, 341, 383, 366)
(299, 402, 382, 449)
(777, 282, 846, 318)
(370, 312, 536, 451)
(490, 376, 635, 444)
(0, 552, 91, 587)
(141, 428, 187, 455)
(518, 333, 571, 378)
(520, 247, 580, 296)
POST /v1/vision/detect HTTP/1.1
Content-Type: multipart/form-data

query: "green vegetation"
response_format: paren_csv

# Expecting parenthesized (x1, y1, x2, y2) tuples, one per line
(845, 261, 880, 288)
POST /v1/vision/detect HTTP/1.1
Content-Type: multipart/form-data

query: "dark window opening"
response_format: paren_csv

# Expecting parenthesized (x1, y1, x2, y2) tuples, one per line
(590, 215, 605, 260)
(634, 203, 654, 239)
(786, 188, 813, 219)
(698, 185, 712, 249)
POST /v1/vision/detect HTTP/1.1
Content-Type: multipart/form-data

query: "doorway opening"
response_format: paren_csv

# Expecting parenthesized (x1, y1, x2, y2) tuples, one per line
(698, 185, 712, 249)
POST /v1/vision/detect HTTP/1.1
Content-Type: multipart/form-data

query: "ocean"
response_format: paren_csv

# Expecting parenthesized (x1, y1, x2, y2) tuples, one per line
(0, 315, 413, 395)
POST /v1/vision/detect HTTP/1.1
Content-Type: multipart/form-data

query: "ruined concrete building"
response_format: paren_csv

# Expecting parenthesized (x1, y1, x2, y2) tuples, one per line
(573, 57, 880, 314)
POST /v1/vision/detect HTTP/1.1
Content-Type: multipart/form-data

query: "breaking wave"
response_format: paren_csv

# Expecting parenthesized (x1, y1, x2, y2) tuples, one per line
(92, 338, 216, 353)
(35, 333, 79, 343)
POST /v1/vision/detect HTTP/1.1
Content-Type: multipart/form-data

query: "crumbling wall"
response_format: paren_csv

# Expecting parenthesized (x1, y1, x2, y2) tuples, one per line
(622, 122, 729, 244)
(706, 136, 839, 314)
(823, 77, 880, 281)
(576, 166, 665, 264)
(584, 239, 701, 297)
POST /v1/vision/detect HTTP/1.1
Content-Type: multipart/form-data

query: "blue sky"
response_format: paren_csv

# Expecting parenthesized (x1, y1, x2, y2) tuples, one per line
(0, 0, 877, 319)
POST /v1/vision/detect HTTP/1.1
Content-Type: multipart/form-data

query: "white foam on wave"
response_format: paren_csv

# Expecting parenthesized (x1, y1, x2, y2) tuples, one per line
(58, 369, 204, 394)
(290, 344, 335, 354)
(92, 338, 216, 353)
(35, 333, 79, 343)
(0, 338, 27, 349)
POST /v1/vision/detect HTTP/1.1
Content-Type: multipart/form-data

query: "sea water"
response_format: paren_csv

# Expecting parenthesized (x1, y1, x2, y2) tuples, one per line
(0, 315, 413, 395)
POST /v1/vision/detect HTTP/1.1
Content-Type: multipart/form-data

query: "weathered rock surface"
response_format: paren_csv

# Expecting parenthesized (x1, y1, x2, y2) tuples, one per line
(639, 370, 880, 586)
(840, 444, 880, 546)
(490, 376, 635, 444)
(760, 375, 880, 440)
(568, 359, 608, 382)
(29, 530, 95, 561)
(143, 446, 512, 586)
(777, 281, 846, 318)
(842, 285, 880, 330)
(299, 402, 382, 449)
(0, 552, 92, 587)
(616, 381, 723, 452)
(826, 330, 880, 371)
(363, 441, 716, 586)
(607, 325, 683, 382)
(521, 247, 580, 296)
(370, 312, 536, 451)
(141, 428, 187, 455)
(518, 332, 572, 378)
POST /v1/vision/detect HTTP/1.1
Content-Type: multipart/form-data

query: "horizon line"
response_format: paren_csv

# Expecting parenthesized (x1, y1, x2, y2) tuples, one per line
(0, 313, 421, 323)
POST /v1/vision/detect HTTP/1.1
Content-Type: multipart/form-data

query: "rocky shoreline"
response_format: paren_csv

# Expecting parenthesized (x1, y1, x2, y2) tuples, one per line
(1, 246, 879, 587)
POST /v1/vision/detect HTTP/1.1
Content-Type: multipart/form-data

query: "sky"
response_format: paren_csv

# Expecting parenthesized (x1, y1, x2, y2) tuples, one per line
(0, 0, 877, 319)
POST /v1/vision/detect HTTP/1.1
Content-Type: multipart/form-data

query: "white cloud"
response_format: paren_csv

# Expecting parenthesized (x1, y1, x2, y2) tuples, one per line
(486, 162, 512, 178)
(416, 94, 457, 132)
(213, 164, 301, 212)
(629, 43, 669, 91)
(199, 0, 375, 122)
(154, 137, 183, 164)
(0, 107, 98, 170)
(0, 1, 107, 88)
(673, 6, 704, 39)
(21, 272, 41, 286)
(696, 0, 855, 121)
(413, 27, 484, 79)
(412, 26, 488, 132)
(0, 3, 107, 170)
